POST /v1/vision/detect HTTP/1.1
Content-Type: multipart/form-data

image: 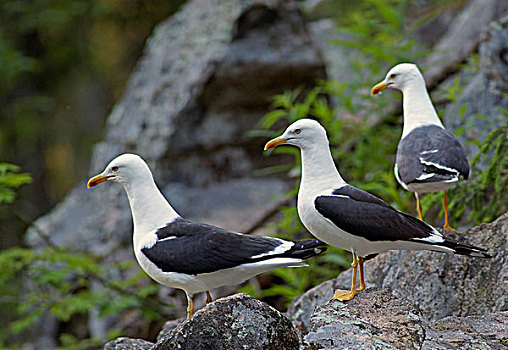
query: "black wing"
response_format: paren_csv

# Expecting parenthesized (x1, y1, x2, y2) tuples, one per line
(315, 185, 436, 242)
(396, 125, 469, 185)
(142, 218, 325, 275)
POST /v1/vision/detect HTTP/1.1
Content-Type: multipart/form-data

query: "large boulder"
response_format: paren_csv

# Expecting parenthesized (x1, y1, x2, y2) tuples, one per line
(288, 212, 508, 333)
(422, 0, 508, 87)
(107, 288, 508, 350)
(152, 293, 300, 350)
(301, 288, 508, 350)
(442, 16, 508, 158)
(25, 0, 325, 343)
(27, 0, 324, 254)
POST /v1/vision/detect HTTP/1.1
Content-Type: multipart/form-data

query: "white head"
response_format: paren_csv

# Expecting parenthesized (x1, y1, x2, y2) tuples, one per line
(87, 153, 152, 188)
(264, 119, 329, 151)
(371, 63, 425, 94)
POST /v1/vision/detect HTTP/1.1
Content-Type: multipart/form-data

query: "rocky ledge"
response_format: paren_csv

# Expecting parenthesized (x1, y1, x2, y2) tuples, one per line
(303, 288, 507, 350)
(105, 290, 508, 350)
(105, 212, 508, 349)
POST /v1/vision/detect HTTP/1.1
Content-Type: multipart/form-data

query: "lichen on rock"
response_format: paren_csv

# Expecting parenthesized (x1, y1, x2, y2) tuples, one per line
(153, 293, 300, 350)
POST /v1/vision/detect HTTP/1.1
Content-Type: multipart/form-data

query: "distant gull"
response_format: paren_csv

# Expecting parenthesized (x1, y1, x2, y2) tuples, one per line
(372, 63, 469, 230)
(265, 119, 489, 301)
(88, 153, 326, 318)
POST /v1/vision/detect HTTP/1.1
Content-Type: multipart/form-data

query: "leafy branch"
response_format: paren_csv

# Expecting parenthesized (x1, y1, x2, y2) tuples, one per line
(0, 214, 175, 347)
(0, 163, 32, 204)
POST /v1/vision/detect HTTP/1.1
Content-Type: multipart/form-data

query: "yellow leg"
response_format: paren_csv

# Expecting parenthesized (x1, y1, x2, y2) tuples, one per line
(205, 291, 212, 304)
(442, 191, 456, 231)
(186, 292, 194, 319)
(415, 193, 423, 221)
(356, 256, 366, 291)
(332, 253, 358, 301)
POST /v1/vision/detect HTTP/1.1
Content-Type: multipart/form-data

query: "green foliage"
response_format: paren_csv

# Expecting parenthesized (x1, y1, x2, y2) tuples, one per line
(0, 240, 172, 348)
(56, 334, 101, 350)
(0, 163, 32, 204)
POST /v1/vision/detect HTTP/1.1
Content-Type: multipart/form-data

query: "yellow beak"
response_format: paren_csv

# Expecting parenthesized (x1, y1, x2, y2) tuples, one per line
(264, 137, 288, 150)
(371, 81, 392, 95)
(87, 173, 113, 188)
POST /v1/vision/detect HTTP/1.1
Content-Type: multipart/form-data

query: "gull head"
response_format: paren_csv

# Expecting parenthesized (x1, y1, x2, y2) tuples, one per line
(87, 153, 151, 188)
(264, 118, 328, 151)
(371, 63, 424, 95)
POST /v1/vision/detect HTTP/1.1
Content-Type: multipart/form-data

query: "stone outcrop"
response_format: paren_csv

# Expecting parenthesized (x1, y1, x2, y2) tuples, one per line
(422, 0, 508, 87)
(23, 0, 508, 348)
(152, 294, 299, 350)
(104, 286, 508, 349)
(302, 288, 508, 350)
(25, 0, 324, 343)
(443, 17, 508, 158)
(304, 288, 425, 350)
(424, 312, 508, 349)
(288, 211, 508, 333)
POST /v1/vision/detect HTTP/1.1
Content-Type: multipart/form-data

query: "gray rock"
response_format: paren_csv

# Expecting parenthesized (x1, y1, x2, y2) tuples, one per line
(163, 177, 287, 232)
(423, 312, 508, 349)
(422, 0, 508, 87)
(152, 293, 300, 350)
(288, 211, 508, 333)
(25, 0, 324, 342)
(26, 0, 324, 251)
(303, 288, 425, 350)
(156, 318, 184, 342)
(104, 214, 508, 349)
(306, 19, 356, 86)
(442, 17, 508, 159)
(299, 288, 508, 350)
(104, 337, 154, 350)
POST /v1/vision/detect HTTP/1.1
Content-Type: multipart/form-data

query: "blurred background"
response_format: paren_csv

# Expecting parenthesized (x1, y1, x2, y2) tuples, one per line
(0, 0, 185, 249)
(0, 0, 506, 348)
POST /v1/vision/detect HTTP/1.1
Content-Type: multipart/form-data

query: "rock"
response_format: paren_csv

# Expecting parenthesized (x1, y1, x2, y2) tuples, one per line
(299, 288, 508, 350)
(164, 177, 287, 231)
(303, 288, 425, 350)
(103, 337, 154, 350)
(288, 212, 508, 333)
(152, 293, 300, 350)
(442, 17, 508, 159)
(26, 0, 324, 253)
(155, 318, 184, 342)
(25, 0, 324, 342)
(422, 0, 508, 87)
(423, 312, 508, 349)
(27, 0, 323, 252)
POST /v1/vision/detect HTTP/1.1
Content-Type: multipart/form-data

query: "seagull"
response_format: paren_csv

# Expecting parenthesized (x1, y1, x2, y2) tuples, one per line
(264, 119, 490, 302)
(371, 63, 469, 230)
(87, 153, 326, 318)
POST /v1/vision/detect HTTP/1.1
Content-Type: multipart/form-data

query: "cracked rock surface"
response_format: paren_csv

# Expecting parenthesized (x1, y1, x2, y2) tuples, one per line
(152, 293, 300, 350)
(288, 212, 508, 333)
(303, 288, 425, 350)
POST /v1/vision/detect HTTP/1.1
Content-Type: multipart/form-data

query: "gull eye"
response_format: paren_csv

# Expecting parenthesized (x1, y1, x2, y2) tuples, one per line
(111, 166, 119, 172)
(389, 73, 398, 79)
(294, 129, 301, 135)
